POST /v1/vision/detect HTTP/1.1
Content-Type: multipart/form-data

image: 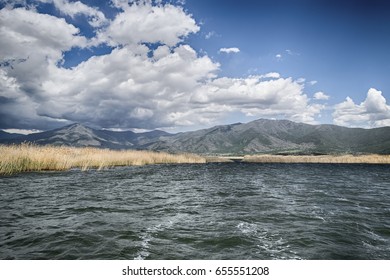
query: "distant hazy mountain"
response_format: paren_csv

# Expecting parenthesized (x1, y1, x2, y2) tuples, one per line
(0, 130, 23, 140)
(0, 123, 170, 149)
(1, 119, 390, 154)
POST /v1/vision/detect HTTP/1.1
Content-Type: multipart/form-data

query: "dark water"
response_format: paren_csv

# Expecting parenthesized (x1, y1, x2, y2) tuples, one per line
(1, 163, 390, 260)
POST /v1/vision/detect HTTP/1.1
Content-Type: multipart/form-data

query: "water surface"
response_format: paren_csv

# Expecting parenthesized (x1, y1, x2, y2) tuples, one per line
(1, 163, 389, 259)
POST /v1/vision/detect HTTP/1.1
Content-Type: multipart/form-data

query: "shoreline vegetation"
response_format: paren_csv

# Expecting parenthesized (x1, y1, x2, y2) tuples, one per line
(0, 144, 206, 176)
(206, 154, 390, 164)
(1, 144, 390, 175)
(204, 154, 390, 164)
(241, 154, 390, 164)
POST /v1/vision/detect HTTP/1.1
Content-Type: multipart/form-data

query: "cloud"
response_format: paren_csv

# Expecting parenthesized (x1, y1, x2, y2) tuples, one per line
(176, 0, 186, 6)
(285, 49, 300, 56)
(38, 0, 107, 27)
(260, 72, 280, 79)
(0, 2, 202, 129)
(0, 7, 86, 61)
(96, 1, 199, 47)
(219, 47, 240, 54)
(2, 128, 42, 135)
(314, 91, 330, 100)
(333, 88, 390, 127)
(0, 1, 325, 131)
(275, 49, 300, 61)
(0, 7, 89, 129)
(205, 31, 216, 39)
(0, 66, 73, 130)
(35, 44, 220, 129)
(309, 80, 318, 85)
(0, 0, 27, 7)
(191, 75, 323, 124)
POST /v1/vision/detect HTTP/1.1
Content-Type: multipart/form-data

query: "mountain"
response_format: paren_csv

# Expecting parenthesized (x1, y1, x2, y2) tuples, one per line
(0, 123, 170, 149)
(0, 130, 23, 140)
(143, 119, 390, 155)
(1, 119, 390, 154)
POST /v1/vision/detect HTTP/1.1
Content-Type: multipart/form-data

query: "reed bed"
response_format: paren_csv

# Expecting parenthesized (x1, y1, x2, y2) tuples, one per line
(0, 144, 206, 175)
(243, 154, 390, 164)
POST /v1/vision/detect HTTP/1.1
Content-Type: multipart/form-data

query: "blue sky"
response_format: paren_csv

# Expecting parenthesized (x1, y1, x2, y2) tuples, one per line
(1, 0, 390, 133)
(187, 0, 390, 101)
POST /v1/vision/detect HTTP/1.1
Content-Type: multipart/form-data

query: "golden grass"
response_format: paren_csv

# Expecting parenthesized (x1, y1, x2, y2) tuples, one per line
(0, 144, 206, 175)
(243, 154, 390, 164)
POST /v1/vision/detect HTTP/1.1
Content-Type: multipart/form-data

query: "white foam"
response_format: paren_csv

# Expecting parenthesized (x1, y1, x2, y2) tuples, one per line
(134, 232, 151, 260)
(237, 222, 258, 235)
(237, 222, 301, 259)
(134, 220, 176, 260)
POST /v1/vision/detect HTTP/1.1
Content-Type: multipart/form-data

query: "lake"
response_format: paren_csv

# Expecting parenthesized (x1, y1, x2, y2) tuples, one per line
(1, 163, 389, 259)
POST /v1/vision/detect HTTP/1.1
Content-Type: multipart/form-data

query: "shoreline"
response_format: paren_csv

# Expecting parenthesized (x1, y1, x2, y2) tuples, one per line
(207, 154, 390, 164)
(2, 144, 390, 175)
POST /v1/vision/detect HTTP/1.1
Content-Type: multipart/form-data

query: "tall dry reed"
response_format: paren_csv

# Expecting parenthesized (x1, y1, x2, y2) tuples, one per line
(243, 154, 390, 164)
(0, 144, 206, 175)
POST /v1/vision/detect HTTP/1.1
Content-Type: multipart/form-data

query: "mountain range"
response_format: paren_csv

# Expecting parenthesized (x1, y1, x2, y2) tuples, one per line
(1, 119, 390, 155)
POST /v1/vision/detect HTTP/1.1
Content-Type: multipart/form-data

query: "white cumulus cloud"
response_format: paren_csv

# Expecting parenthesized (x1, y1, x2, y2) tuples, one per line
(0, 7, 86, 62)
(0, 1, 326, 131)
(333, 88, 390, 128)
(0, 7, 88, 129)
(191, 75, 323, 124)
(314, 91, 330, 100)
(96, 1, 199, 47)
(35, 44, 219, 129)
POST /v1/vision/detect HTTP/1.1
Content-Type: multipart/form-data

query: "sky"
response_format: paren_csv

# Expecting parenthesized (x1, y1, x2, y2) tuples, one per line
(1, 0, 390, 133)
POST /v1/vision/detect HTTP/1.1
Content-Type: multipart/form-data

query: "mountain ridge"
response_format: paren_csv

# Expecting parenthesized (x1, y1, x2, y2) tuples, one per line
(0, 123, 171, 149)
(0, 130, 24, 140)
(1, 119, 390, 155)
(140, 119, 390, 155)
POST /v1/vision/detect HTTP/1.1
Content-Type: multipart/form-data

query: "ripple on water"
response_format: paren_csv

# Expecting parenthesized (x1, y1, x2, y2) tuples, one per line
(0, 163, 389, 259)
